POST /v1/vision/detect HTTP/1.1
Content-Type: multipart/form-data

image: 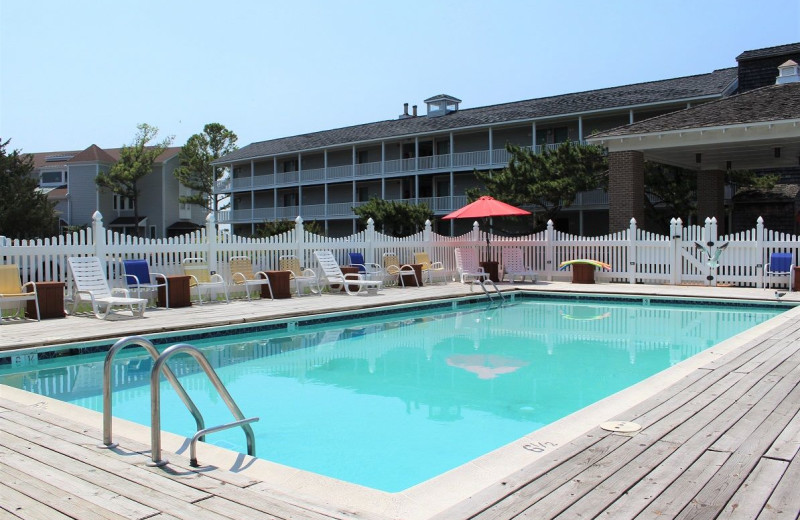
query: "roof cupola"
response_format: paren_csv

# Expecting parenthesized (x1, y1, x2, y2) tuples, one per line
(424, 94, 461, 117)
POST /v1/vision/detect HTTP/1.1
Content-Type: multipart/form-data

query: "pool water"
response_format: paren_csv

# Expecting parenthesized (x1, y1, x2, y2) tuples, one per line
(0, 297, 784, 492)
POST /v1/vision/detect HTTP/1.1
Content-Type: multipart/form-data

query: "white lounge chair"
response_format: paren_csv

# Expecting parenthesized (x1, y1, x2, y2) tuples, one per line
(229, 256, 273, 301)
(454, 248, 488, 285)
(181, 257, 229, 304)
(502, 247, 538, 283)
(0, 264, 39, 323)
(314, 250, 383, 295)
(67, 256, 146, 319)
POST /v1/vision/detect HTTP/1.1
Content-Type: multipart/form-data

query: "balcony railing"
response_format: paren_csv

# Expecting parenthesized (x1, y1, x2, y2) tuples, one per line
(216, 143, 581, 193)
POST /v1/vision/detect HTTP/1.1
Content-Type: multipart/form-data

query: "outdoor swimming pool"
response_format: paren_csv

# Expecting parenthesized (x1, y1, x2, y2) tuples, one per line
(0, 295, 786, 492)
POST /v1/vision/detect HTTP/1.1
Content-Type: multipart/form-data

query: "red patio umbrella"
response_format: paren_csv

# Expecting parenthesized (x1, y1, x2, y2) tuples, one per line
(442, 196, 531, 261)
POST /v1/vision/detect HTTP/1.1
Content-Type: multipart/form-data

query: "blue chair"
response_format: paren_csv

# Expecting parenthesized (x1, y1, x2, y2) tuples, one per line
(122, 259, 168, 307)
(763, 252, 794, 290)
(347, 252, 382, 281)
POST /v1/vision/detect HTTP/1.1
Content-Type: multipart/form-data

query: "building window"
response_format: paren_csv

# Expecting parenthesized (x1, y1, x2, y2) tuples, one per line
(283, 192, 298, 206)
(113, 195, 133, 211)
(40, 169, 67, 186)
(283, 159, 298, 172)
(357, 150, 369, 164)
(357, 186, 370, 201)
(436, 180, 451, 197)
(179, 185, 192, 219)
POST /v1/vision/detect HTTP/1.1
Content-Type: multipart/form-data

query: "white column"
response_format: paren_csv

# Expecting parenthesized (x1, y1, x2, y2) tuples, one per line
(577, 117, 583, 142)
(488, 127, 493, 163)
(532, 122, 537, 150)
(629, 109, 634, 124)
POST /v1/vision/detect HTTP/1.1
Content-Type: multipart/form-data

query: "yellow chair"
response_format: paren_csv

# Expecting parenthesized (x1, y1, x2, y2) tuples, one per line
(181, 257, 229, 304)
(382, 253, 416, 288)
(279, 255, 320, 296)
(413, 252, 447, 284)
(229, 256, 273, 301)
(0, 264, 39, 323)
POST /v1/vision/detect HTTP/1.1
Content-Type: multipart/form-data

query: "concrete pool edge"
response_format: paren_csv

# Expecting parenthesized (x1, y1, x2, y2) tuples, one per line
(2, 299, 797, 519)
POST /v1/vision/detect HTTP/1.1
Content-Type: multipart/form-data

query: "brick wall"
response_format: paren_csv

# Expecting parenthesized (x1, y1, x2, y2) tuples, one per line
(608, 151, 645, 232)
(697, 170, 725, 229)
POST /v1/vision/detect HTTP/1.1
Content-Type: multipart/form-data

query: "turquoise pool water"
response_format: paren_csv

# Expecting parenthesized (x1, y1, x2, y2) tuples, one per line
(0, 296, 785, 492)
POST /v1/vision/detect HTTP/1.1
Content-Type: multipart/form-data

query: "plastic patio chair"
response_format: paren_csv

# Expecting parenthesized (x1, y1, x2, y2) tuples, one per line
(382, 253, 417, 287)
(0, 264, 39, 323)
(181, 257, 229, 304)
(501, 247, 538, 283)
(279, 255, 321, 296)
(763, 252, 794, 290)
(67, 256, 146, 319)
(122, 259, 168, 307)
(454, 248, 488, 285)
(229, 256, 273, 301)
(348, 252, 383, 282)
(314, 250, 383, 295)
(413, 252, 447, 284)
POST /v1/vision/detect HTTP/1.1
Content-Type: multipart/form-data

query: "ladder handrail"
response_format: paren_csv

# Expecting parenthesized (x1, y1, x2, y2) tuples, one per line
(477, 279, 506, 302)
(101, 336, 205, 448)
(150, 343, 258, 467)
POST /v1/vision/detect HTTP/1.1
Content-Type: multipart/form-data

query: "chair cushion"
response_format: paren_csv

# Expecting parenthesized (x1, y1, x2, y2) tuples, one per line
(771, 253, 793, 272)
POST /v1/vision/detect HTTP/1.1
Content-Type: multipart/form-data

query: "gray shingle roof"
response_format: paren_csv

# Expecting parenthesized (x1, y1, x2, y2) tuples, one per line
(217, 68, 737, 164)
(588, 81, 800, 138)
(737, 43, 800, 61)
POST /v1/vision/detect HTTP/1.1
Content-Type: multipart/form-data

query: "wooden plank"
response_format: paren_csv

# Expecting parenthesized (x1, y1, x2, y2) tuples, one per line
(635, 450, 730, 520)
(2, 403, 381, 520)
(757, 452, 800, 520)
(0, 466, 127, 520)
(195, 496, 283, 520)
(0, 483, 76, 520)
(1, 434, 232, 520)
(465, 435, 630, 520)
(559, 379, 765, 520)
(1, 415, 211, 504)
(673, 372, 800, 520)
(715, 458, 788, 520)
(763, 409, 800, 462)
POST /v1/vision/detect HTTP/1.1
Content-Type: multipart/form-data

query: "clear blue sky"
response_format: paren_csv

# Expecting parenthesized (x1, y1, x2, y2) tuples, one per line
(1, 0, 798, 154)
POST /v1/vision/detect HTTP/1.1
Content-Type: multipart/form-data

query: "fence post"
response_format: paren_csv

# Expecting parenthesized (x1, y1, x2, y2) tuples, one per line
(92, 211, 107, 262)
(295, 216, 306, 266)
(366, 218, 376, 264)
(756, 216, 765, 286)
(670, 217, 683, 285)
(423, 219, 432, 254)
(545, 220, 554, 280)
(206, 212, 218, 273)
(628, 218, 637, 284)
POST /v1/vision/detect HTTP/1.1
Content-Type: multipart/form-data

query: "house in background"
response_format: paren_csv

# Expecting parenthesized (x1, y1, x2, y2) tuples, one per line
(214, 42, 800, 237)
(30, 144, 205, 238)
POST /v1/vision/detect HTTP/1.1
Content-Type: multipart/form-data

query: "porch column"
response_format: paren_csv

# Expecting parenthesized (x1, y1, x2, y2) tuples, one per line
(697, 169, 725, 231)
(608, 150, 645, 232)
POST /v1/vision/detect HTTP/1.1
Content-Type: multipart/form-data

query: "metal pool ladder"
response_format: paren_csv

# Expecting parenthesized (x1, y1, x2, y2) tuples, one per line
(476, 279, 505, 302)
(101, 336, 259, 467)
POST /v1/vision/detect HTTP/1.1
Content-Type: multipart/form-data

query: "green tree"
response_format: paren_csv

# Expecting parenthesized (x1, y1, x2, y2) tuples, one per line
(353, 198, 433, 237)
(174, 123, 238, 216)
(0, 138, 59, 239)
(254, 219, 324, 238)
(469, 141, 607, 230)
(644, 162, 778, 232)
(95, 124, 173, 237)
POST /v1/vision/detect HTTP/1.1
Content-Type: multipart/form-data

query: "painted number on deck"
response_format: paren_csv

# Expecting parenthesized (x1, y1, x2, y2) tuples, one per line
(523, 441, 557, 453)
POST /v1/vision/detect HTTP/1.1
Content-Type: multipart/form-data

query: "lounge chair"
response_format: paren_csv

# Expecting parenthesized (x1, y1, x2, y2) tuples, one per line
(314, 250, 383, 295)
(454, 248, 488, 285)
(181, 257, 229, 304)
(763, 252, 794, 290)
(413, 252, 447, 284)
(67, 256, 146, 319)
(382, 253, 417, 287)
(501, 247, 538, 283)
(122, 259, 168, 307)
(229, 256, 273, 301)
(0, 264, 39, 323)
(348, 252, 383, 281)
(279, 255, 321, 296)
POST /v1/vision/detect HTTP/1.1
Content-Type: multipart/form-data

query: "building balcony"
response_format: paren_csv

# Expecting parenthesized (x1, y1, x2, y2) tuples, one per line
(215, 144, 565, 193)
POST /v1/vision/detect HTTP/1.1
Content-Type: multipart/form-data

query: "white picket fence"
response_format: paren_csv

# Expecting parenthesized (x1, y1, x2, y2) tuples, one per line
(1, 211, 799, 293)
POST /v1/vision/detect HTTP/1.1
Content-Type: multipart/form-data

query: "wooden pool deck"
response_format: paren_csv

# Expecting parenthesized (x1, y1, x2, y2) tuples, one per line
(2, 282, 800, 519)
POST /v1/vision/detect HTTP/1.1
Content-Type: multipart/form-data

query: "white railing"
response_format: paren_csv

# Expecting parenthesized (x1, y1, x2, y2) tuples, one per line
(3, 214, 797, 293)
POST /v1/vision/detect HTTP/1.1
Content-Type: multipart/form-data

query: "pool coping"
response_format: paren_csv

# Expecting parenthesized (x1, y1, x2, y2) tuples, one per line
(2, 288, 798, 519)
